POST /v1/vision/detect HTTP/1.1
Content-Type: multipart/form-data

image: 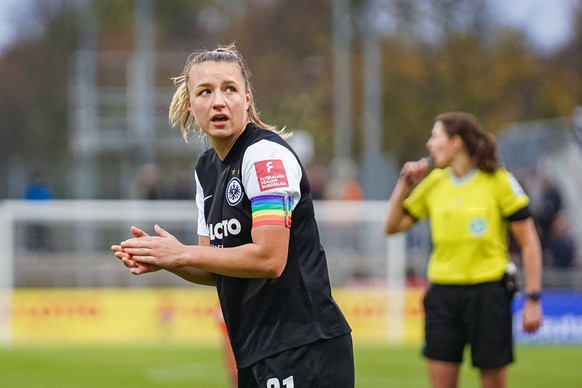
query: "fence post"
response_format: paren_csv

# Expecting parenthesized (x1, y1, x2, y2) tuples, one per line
(386, 233, 406, 343)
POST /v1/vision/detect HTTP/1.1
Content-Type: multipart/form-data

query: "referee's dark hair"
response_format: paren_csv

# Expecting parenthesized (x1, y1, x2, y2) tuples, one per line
(436, 112, 501, 173)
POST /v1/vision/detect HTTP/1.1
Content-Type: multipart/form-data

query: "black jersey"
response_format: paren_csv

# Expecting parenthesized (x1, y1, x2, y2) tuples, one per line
(194, 123, 351, 368)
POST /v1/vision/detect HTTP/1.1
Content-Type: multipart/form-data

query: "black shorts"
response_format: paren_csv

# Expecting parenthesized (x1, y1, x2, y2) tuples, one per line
(422, 281, 514, 368)
(237, 334, 354, 388)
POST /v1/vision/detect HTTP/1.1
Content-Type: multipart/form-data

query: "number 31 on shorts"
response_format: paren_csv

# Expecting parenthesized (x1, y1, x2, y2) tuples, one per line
(267, 376, 294, 388)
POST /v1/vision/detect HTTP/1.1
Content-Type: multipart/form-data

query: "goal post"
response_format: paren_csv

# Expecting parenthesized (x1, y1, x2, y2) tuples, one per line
(0, 204, 14, 344)
(386, 232, 406, 342)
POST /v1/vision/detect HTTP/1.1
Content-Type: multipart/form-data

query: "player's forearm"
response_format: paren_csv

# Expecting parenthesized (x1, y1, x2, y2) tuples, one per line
(177, 242, 286, 279)
(166, 266, 216, 286)
(176, 226, 288, 279)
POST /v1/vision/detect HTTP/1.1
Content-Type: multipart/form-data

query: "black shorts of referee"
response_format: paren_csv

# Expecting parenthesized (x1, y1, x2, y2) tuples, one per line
(238, 333, 354, 388)
(422, 279, 514, 369)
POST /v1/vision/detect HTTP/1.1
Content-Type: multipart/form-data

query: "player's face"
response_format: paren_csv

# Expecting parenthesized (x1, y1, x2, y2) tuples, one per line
(426, 121, 455, 168)
(187, 61, 251, 146)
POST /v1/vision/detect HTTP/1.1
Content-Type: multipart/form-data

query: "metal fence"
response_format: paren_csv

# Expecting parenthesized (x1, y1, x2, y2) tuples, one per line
(0, 200, 403, 289)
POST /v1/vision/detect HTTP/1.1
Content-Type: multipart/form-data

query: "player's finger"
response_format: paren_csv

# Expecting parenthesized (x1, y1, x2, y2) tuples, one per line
(121, 257, 138, 268)
(131, 226, 150, 238)
(130, 261, 154, 275)
(121, 237, 151, 248)
(131, 255, 154, 264)
(154, 224, 172, 238)
(130, 267, 146, 275)
(122, 247, 152, 256)
(114, 250, 127, 259)
(114, 250, 133, 262)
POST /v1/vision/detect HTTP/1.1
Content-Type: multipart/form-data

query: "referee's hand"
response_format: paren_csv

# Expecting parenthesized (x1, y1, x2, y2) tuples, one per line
(522, 299, 542, 333)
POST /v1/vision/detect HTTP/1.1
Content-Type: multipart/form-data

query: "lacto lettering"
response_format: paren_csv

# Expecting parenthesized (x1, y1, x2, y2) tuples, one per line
(254, 159, 289, 192)
(209, 219, 242, 240)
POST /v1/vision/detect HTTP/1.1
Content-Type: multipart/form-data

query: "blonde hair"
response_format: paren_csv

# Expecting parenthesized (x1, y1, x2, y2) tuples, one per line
(168, 43, 287, 141)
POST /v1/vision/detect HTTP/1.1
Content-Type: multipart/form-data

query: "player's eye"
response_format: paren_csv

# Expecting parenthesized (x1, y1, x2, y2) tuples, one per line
(225, 86, 236, 93)
(198, 89, 211, 96)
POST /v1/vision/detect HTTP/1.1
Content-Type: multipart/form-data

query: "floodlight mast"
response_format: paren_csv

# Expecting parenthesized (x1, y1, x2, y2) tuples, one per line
(332, 0, 354, 163)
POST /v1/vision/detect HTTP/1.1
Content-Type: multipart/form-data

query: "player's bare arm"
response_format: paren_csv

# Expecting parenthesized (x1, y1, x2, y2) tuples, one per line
(121, 224, 289, 279)
(163, 236, 214, 286)
(113, 226, 215, 286)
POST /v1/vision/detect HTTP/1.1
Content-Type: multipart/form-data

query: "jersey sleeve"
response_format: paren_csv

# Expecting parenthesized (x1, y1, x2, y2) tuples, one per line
(242, 140, 302, 228)
(195, 170, 209, 236)
(403, 169, 442, 221)
(496, 169, 530, 218)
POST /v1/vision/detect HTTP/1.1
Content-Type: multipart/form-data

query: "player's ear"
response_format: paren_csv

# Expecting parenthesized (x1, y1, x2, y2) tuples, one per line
(187, 102, 197, 122)
(245, 89, 251, 111)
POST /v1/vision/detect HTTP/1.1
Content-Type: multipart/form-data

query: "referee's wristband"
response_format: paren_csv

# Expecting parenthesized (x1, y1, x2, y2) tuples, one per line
(525, 291, 542, 301)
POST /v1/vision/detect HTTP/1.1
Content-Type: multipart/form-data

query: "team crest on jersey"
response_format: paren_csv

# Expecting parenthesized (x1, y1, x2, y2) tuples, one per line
(226, 177, 244, 206)
(469, 217, 487, 236)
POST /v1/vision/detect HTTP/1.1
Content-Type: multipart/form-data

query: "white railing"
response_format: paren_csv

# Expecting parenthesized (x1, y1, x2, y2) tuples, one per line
(0, 200, 408, 344)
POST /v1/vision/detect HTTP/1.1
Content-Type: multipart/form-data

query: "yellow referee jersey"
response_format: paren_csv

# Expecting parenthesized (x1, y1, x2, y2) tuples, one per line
(404, 167, 529, 285)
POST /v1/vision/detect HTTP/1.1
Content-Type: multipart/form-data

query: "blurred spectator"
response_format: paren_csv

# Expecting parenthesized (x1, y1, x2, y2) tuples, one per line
(305, 163, 328, 200)
(325, 158, 364, 200)
(547, 212, 576, 268)
(24, 171, 54, 251)
(170, 169, 195, 200)
(341, 179, 364, 200)
(131, 163, 162, 199)
(535, 176, 563, 250)
(24, 171, 54, 201)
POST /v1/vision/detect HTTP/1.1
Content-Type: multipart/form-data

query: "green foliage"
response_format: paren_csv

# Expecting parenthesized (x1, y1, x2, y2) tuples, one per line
(1, 0, 582, 197)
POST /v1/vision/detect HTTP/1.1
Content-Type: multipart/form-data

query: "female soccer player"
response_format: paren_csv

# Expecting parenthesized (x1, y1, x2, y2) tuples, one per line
(384, 112, 543, 388)
(112, 43, 354, 388)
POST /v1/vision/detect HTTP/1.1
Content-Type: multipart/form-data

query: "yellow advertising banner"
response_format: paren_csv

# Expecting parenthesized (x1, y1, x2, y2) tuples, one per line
(10, 288, 425, 345)
(12, 288, 221, 344)
(334, 288, 424, 344)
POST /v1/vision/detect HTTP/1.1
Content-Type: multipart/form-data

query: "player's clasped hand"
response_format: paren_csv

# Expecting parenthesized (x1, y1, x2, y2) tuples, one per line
(122, 224, 184, 269)
(110, 225, 176, 275)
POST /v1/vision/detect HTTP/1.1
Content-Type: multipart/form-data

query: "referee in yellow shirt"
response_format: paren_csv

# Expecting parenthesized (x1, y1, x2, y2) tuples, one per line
(385, 112, 542, 388)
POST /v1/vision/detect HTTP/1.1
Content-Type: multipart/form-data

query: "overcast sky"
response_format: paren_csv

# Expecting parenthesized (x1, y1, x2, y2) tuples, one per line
(0, 0, 577, 53)
(490, 0, 577, 51)
(0, 0, 35, 53)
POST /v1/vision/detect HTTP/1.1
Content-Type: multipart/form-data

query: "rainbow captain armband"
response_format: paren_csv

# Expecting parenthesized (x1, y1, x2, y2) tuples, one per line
(251, 195, 292, 228)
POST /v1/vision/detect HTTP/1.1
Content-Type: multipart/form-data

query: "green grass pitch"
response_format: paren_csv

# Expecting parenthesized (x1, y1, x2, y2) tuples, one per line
(0, 344, 580, 387)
